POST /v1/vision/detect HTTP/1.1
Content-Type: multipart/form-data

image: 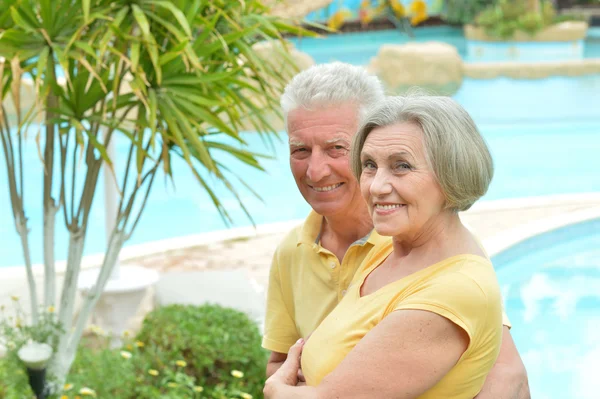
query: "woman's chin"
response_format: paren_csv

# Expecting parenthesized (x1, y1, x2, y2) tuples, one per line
(373, 224, 404, 237)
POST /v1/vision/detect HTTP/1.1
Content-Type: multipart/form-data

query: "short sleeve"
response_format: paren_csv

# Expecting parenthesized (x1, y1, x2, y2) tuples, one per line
(391, 271, 501, 343)
(261, 249, 300, 354)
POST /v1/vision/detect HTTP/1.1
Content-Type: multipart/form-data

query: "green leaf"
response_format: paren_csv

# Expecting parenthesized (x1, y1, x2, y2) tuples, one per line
(73, 41, 98, 61)
(131, 5, 151, 37)
(82, 0, 90, 24)
(165, 86, 222, 107)
(206, 141, 269, 171)
(131, 41, 140, 71)
(148, 88, 157, 133)
(83, 123, 112, 165)
(162, 70, 237, 85)
(164, 96, 217, 173)
(145, 10, 187, 42)
(144, 35, 162, 84)
(9, 6, 39, 32)
(35, 47, 49, 85)
(144, 0, 192, 37)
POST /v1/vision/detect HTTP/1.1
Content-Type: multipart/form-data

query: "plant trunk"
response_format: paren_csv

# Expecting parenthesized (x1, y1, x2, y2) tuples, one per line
(43, 61, 59, 309)
(48, 230, 125, 391)
(15, 215, 39, 323)
(51, 233, 85, 377)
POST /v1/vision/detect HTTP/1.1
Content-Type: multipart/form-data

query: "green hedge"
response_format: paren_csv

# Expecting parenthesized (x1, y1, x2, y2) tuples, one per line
(474, 0, 586, 39)
(443, 0, 497, 25)
(0, 304, 268, 398)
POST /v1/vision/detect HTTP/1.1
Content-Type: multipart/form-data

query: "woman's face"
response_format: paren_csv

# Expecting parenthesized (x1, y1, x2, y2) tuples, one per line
(359, 122, 446, 240)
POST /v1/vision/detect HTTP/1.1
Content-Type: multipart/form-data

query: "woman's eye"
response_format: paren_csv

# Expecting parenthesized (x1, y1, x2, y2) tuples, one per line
(396, 162, 411, 171)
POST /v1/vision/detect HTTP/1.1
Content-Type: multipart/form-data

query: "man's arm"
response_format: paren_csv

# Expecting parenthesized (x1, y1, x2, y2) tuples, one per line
(267, 351, 288, 378)
(475, 326, 530, 399)
(263, 247, 301, 376)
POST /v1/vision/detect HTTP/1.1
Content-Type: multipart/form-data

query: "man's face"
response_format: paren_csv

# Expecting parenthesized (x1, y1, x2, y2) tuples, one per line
(287, 103, 363, 217)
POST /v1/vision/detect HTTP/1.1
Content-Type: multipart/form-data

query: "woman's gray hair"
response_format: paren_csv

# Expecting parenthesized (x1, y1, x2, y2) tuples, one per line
(281, 62, 385, 126)
(351, 94, 494, 212)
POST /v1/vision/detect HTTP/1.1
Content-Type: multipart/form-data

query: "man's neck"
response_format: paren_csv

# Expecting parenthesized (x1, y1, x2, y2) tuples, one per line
(319, 208, 373, 261)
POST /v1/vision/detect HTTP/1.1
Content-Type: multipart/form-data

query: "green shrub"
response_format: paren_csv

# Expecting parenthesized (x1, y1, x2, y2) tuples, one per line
(474, 0, 585, 39)
(136, 304, 268, 399)
(443, 0, 497, 25)
(0, 304, 267, 398)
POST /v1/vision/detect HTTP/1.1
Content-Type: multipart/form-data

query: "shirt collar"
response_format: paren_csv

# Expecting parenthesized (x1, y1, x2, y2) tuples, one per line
(297, 210, 385, 248)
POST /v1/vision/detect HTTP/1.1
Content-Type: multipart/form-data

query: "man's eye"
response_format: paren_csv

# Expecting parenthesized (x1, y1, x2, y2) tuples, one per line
(362, 160, 376, 170)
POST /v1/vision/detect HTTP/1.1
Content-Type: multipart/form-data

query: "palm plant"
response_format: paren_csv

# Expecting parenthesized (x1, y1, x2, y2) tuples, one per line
(0, 0, 314, 391)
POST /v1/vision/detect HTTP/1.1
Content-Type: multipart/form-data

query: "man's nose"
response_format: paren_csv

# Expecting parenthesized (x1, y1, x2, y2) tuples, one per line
(306, 150, 331, 183)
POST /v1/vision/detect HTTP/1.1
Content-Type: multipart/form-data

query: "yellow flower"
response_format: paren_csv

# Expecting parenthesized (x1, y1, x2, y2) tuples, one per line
(126, 344, 133, 351)
(409, 0, 427, 15)
(240, 393, 252, 399)
(120, 350, 132, 359)
(135, 340, 145, 348)
(175, 360, 187, 367)
(60, 396, 68, 399)
(167, 382, 178, 388)
(327, 9, 353, 30)
(88, 325, 105, 336)
(389, 0, 406, 18)
(231, 370, 244, 378)
(122, 330, 131, 338)
(47, 305, 55, 313)
(148, 369, 159, 376)
(10, 295, 19, 301)
(64, 383, 74, 391)
(79, 387, 97, 396)
(193, 386, 204, 392)
(75, 396, 81, 399)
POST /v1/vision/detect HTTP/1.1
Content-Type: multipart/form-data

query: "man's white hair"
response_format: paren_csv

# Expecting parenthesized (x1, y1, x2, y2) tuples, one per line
(280, 62, 385, 126)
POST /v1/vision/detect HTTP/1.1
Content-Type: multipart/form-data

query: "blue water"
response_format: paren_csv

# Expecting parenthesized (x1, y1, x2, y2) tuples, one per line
(291, 26, 600, 64)
(1, 27, 600, 268)
(493, 218, 600, 398)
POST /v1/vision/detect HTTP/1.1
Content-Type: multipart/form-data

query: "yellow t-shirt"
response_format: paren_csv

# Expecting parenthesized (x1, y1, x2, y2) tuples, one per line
(301, 242, 503, 398)
(262, 211, 389, 354)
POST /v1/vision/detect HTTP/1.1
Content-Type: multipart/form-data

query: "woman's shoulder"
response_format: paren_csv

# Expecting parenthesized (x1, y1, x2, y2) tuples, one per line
(427, 254, 502, 304)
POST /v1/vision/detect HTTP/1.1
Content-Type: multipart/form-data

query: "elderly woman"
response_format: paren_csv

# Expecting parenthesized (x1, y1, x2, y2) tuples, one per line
(264, 95, 503, 399)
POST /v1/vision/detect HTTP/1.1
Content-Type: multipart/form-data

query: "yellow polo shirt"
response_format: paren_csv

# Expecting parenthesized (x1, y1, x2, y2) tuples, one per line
(301, 244, 503, 398)
(262, 210, 388, 354)
(262, 211, 511, 355)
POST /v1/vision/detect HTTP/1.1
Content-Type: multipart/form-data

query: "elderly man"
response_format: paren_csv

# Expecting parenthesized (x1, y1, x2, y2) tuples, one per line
(262, 62, 529, 398)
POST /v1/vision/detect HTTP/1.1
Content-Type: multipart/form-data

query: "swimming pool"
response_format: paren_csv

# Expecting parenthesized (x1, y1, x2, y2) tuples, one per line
(492, 217, 600, 398)
(291, 26, 600, 64)
(0, 27, 599, 268)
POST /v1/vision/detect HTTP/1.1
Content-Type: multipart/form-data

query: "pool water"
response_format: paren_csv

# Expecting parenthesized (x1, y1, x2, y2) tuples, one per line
(493, 218, 600, 398)
(1, 27, 599, 269)
(290, 26, 600, 64)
